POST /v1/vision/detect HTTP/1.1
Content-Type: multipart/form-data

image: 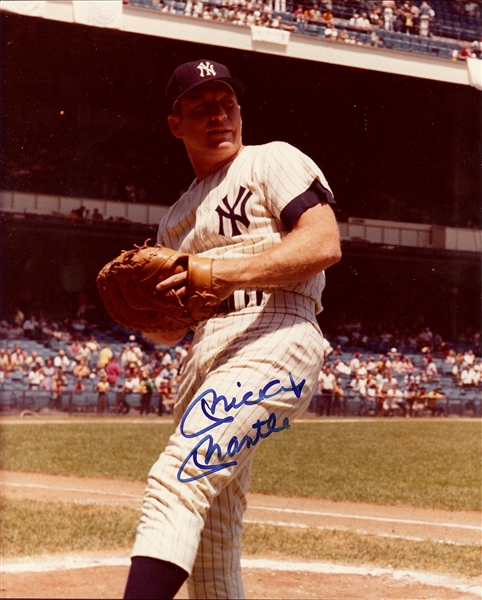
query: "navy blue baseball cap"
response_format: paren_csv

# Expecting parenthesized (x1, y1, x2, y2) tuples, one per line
(166, 59, 245, 110)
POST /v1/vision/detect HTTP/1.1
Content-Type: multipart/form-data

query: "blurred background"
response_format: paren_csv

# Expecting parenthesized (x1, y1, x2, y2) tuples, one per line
(0, 0, 480, 346)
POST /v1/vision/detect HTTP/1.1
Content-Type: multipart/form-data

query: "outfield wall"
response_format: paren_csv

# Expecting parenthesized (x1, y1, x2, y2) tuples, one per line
(1, 190, 480, 254)
(0, 190, 169, 228)
(340, 218, 482, 254)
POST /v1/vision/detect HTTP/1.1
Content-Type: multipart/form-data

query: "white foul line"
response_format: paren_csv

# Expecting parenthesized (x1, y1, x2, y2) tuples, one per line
(242, 519, 477, 546)
(2, 555, 480, 597)
(3, 482, 140, 499)
(4, 481, 480, 532)
(248, 505, 482, 531)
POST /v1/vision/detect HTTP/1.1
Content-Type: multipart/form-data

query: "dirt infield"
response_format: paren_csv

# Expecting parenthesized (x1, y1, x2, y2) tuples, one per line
(1, 471, 481, 599)
(3, 558, 481, 599)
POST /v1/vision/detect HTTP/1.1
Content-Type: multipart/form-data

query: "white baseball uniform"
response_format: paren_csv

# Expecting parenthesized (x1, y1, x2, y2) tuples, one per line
(131, 141, 336, 598)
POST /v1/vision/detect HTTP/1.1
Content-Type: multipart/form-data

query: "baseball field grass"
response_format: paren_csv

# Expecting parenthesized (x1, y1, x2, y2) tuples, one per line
(2, 499, 480, 578)
(1, 418, 481, 579)
(2, 419, 481, 510)
(1, 499, 138, 556)
(242, 523, 482, 579)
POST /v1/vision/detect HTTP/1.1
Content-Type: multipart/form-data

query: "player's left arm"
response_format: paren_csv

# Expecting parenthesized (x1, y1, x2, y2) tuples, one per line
(157, 201, 341, 300)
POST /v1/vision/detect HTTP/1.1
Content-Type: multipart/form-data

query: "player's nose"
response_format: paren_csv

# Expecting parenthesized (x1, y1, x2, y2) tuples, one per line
(209, 101, 228, 120)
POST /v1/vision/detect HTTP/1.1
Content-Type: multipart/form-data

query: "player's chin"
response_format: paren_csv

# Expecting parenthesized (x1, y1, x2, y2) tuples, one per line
(207, 132, 234, 144)
(206, 137, 237, 152)
(215, 140, 237, 150)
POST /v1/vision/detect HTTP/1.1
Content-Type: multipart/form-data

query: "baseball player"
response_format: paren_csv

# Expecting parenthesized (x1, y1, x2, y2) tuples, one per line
(123, 59, 341, 599)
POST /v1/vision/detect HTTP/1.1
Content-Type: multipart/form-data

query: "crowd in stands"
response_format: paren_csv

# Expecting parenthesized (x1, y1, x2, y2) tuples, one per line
(1, 307, 480, 417)
(67, 205, 142, 226)
(0, 320, 187, 416)
(128, 0, 482, 57)
(2, 1, 480, 227)
(314, 335, 480, 417)
(327, 319, 481, 355)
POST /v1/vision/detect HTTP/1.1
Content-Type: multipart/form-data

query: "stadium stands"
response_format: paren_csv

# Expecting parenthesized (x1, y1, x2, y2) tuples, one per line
(429, 0, 481, 42)
(1, 328, 480, 417)
(1, 1, 480, 419)
(125, 0, 482, 59)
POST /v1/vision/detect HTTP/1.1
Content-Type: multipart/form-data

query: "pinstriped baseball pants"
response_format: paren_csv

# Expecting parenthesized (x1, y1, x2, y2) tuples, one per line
(131, 294, 324, 599)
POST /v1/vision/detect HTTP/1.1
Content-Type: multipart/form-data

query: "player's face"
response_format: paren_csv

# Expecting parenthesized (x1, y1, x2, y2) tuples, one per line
(168, 81, 242, 164)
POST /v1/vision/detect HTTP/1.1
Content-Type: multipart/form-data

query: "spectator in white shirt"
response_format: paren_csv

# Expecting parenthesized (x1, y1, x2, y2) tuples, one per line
(425, 357, 439, 382)
(356, 12, 372, 29)
(54, 349, 71, 370)
(317, 365, 336, 416)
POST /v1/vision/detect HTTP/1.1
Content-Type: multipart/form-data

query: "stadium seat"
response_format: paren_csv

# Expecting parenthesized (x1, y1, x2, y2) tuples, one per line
(129, 0, 153, 8)
(392, 38, 411, 52)
(126, 392, 142, 410)
(331, 5, 352, 20)
(85, 391, 100, 411)
(446, 387, 464, 416)
(343, 389, 359, 416)
(381, 36, 395, 50)
(106, 390, 118, 412)
(21, 390, 37, 411)
(303, 23, 322, 37)
(1, 379, 25, 391)
(460, 388, 482, 417)
(409, 38, 422, 54)
(70, 391, 90, 411)
(58, 390, 72, 411)
(31, 390, 53, 410)
(0, 389, 17, 412)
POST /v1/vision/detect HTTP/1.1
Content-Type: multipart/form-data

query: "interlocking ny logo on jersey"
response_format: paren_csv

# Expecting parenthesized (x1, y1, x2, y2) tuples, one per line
(197, 61, 216, 78)
(215, 187, 252, 236)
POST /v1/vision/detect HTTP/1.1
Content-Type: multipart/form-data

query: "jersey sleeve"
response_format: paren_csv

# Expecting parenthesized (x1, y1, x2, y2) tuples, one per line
(157, 211, 168, 246)
(261, 142, 336, 230)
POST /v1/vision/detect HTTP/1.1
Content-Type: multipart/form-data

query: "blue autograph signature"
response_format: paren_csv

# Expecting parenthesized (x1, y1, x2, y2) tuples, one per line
(177, 373, 305, 483)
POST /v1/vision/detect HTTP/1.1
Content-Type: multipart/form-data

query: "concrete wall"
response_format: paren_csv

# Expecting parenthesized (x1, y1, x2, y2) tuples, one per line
(0, 190, 169, 227)
(1, 190, 481, 253)
(339, 217, 482, 253)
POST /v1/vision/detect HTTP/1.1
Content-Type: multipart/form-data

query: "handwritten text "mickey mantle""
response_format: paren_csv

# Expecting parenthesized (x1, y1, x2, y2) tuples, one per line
(177, 374, 305, 482)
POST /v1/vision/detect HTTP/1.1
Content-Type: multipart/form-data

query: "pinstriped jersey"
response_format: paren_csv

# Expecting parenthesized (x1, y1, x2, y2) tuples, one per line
(157, 141, 335, 314)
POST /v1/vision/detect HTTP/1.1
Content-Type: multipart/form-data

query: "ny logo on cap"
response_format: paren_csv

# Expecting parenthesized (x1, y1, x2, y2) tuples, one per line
(197, 61, 217, 78)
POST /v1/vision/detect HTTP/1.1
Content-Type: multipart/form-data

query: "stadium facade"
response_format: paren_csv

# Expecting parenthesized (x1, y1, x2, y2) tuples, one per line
(0, 1, 480, 344)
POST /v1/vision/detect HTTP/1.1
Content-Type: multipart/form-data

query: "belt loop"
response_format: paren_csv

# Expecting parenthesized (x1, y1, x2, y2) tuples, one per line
(216, 290, 264, 315)
(233, 289, 245, 310)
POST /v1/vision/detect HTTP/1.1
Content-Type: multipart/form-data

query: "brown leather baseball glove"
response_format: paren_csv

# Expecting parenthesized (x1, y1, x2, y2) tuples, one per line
(96, 241, 220, 333)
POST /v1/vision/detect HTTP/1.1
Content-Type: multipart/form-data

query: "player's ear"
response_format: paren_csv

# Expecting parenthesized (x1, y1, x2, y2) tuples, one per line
(168, 114, 183, 139)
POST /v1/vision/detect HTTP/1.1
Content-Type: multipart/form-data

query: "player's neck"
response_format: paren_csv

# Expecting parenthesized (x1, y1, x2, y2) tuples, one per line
(191, 145, 245, 182)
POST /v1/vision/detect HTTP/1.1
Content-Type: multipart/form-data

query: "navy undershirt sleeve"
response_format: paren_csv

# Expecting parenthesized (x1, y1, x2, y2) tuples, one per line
(279, 179, 337, 230)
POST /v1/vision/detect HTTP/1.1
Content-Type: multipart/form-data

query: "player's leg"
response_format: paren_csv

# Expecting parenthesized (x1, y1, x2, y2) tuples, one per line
(181, 315, 322, 597)
(187, 457, 252, 599)
(124, 556, 188, 599)
(129, 312, 323, 595)
(125, 458, 249, 600)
